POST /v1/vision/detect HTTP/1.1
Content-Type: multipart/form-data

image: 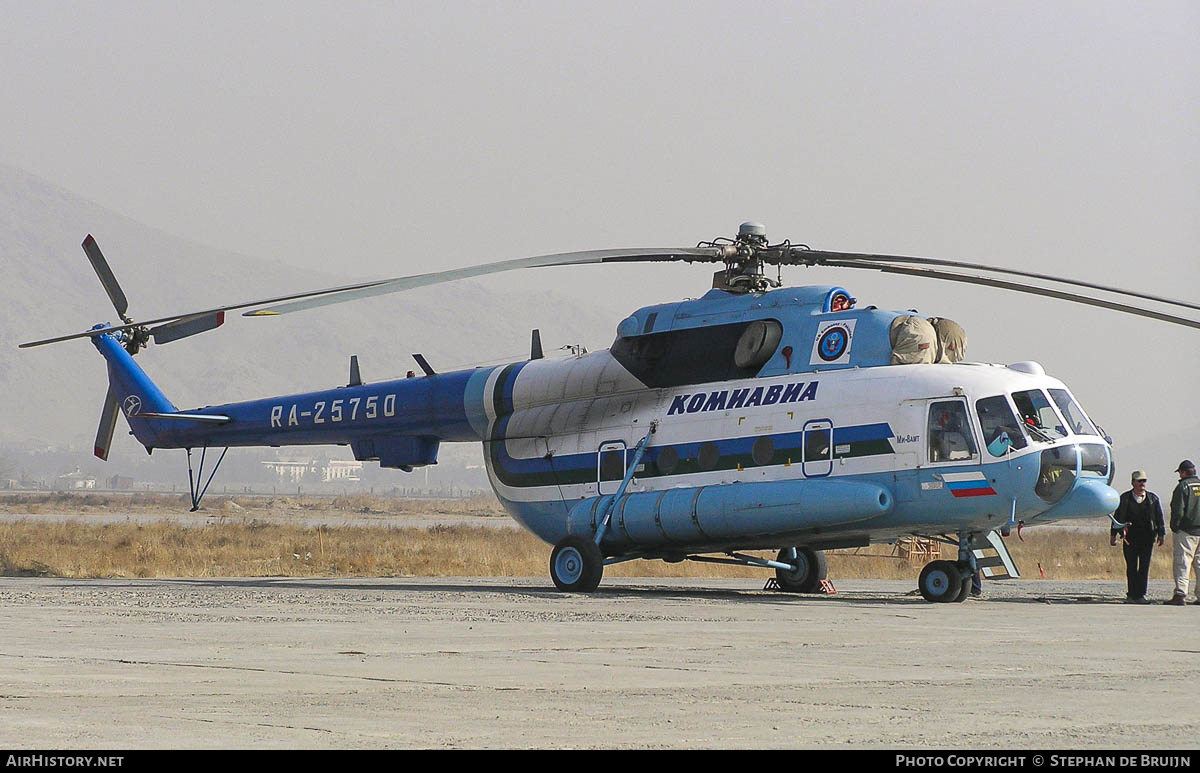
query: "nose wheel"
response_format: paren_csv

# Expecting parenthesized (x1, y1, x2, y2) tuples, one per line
(550, 536, 605, 592)
(918, 560, 970, 603)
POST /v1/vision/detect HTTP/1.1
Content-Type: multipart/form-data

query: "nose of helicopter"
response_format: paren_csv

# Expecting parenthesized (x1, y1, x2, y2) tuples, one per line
(1034, 476, 1120, 522)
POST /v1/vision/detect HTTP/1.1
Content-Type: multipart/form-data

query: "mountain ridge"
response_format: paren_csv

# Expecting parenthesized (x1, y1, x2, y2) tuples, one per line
(0, 164, 616, 461)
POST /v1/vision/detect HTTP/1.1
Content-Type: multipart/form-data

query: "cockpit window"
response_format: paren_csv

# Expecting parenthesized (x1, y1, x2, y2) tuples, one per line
(927, 400, 978, 463)
(1011, 389, 1068, 442)
(1048, 389, 1099, 436)
(976, 395, 1028, 456)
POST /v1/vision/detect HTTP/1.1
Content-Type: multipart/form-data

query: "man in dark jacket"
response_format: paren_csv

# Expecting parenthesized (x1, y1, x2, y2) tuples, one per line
(1165, 460, 1200, 605)
(1110, 470, 1165, 603)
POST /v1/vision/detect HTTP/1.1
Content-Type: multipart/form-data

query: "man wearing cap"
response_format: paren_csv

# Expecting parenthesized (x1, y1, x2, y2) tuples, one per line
(1110, 470, 1164, 604)
(1165, 460, 1200, 606)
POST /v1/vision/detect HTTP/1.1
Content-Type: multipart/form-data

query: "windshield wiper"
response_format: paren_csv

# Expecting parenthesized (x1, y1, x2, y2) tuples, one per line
(1023, 421, 1053, 443)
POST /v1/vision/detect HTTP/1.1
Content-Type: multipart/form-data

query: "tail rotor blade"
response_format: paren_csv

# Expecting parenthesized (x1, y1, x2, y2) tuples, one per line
(82, 235, 130, 321)
(149, 312, 225, 345)
(94, 387, 120, 461)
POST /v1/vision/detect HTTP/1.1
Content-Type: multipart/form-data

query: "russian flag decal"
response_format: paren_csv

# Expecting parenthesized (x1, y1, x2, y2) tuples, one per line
(942, 471, 997, 498)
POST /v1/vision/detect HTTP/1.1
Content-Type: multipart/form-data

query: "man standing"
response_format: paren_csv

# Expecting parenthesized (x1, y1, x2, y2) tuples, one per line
(1110, 470, 1164, 603)
(1165, 460, 1200, 606)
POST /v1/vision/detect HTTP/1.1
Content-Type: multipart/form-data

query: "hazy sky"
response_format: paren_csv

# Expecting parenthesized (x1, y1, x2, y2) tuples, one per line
(2, 1, 1198, 476)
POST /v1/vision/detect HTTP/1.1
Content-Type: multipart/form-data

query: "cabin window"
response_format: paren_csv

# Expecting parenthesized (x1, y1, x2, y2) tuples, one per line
(599, 448, 625, 482)
(803, 427, 831, 462)
(1011, 389, 1068, 442)
(655, 446, 679, 475)
(752, 436, 775, 466)
(1048, 389, 1099, 436)
(698, 442, 720, 471)
(927, 400, 978, 463)
(976, 395, 1028, 457)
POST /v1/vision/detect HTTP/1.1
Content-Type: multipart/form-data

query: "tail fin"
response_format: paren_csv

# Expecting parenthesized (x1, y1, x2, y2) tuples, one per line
(92, 331, 177, 453)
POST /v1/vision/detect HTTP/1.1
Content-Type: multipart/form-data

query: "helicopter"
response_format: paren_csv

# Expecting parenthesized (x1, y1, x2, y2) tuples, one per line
(20, 223, 1200, 602)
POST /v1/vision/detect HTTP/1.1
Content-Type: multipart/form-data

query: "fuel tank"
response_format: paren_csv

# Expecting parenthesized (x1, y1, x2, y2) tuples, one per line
(567, 478, 895, 553)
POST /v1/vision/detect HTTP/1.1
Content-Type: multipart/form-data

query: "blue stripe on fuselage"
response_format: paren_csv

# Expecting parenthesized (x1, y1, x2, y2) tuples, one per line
(488, 421, 895, 486)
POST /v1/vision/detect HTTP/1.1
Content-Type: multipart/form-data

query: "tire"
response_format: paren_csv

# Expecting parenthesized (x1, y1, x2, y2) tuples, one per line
(919, 560, 966, 603)
(953, 574, 972, 603)
(550, 536, 604, 592)
(774, 546, 828, 593)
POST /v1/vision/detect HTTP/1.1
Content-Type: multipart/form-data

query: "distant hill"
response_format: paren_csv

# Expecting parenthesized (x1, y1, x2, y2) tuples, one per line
(0, 164, 615, 470)
(1109, 423, 1200, 494)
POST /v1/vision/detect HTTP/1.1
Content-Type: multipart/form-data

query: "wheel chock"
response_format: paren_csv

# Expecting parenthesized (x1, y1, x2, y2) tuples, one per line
(818, 579, 837, 594)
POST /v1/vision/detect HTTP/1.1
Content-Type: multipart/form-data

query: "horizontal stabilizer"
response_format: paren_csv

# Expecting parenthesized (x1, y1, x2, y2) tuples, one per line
(141, 412, 232, 424)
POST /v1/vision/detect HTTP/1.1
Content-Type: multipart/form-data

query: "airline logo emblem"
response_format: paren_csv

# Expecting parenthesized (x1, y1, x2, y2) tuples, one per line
(122, 395, 142, 417)
(810, 319, 856, 365)
(942, 471, 997, 498)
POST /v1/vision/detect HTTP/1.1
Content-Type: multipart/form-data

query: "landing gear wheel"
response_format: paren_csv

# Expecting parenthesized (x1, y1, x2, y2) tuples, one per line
(774, 546, 828, 593)
(953, 573, 973, 603)
(919, 559, 967, 603)
(550, 536, 604, 592)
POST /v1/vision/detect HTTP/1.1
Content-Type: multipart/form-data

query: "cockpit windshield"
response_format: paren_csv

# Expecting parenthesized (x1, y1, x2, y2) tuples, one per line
(1048, 389, 1099, 436)
(1011, 389, 1069, 442)
(976, 395, 1029, 457)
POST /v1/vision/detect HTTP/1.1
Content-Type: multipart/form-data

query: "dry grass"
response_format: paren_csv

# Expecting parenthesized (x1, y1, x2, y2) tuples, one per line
(0, 514, 1177, 581)
(0, 521, 540, 579)
(0, 493, 1174, 581)
(0, 492, 505, 518)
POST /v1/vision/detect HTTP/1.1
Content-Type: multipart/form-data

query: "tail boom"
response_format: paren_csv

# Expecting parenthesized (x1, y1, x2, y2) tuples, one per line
(92, 330, 484, 459)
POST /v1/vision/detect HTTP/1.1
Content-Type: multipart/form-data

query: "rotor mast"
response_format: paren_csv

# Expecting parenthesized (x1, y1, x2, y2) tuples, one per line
(708, 221, 783, 294)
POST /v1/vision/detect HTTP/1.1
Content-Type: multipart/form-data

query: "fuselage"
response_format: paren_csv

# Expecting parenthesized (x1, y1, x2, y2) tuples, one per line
(101, 284, 1119, 556)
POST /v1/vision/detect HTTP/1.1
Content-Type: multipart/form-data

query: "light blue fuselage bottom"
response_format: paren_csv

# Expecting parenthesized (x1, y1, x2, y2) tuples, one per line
(495, 493, 572, 546)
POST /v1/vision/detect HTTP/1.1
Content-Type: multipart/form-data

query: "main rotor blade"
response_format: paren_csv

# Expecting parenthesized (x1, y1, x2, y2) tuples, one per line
(18, 281, 391, 348)
(82, 235, 130, 319)
(823, 258, 1200, 330)
(19, 247, 719, 348)
(789, 249, 1200, 314)
(241, 247, 720, 316)
(94, 387, 119, 461)
(23, 236, 1195, 348)
(149, 312, 226, 345)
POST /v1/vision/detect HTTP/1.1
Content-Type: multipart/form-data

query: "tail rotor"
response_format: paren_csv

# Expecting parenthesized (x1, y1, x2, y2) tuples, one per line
(94, 386, 120, 461)
(76, 235, 224, 457)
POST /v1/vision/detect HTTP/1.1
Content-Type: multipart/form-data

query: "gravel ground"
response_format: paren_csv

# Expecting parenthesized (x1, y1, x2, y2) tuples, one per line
(0, 576, 1195, 749)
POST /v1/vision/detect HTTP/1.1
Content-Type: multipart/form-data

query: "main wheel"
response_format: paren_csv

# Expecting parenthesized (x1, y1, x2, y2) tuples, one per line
(919, 559, 966, 603)
(953, 573, 973, 603)
(774, 546, 828, 593)
(549, 536, 605, 592)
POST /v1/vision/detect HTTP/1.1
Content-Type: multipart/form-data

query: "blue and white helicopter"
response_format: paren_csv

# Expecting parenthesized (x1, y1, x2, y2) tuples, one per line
(21, 223, 1200, 601)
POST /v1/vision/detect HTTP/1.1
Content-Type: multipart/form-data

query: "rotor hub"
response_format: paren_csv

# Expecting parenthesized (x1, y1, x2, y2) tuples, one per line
(737, 221, 768, 245)
(707, 222, 780, 294)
